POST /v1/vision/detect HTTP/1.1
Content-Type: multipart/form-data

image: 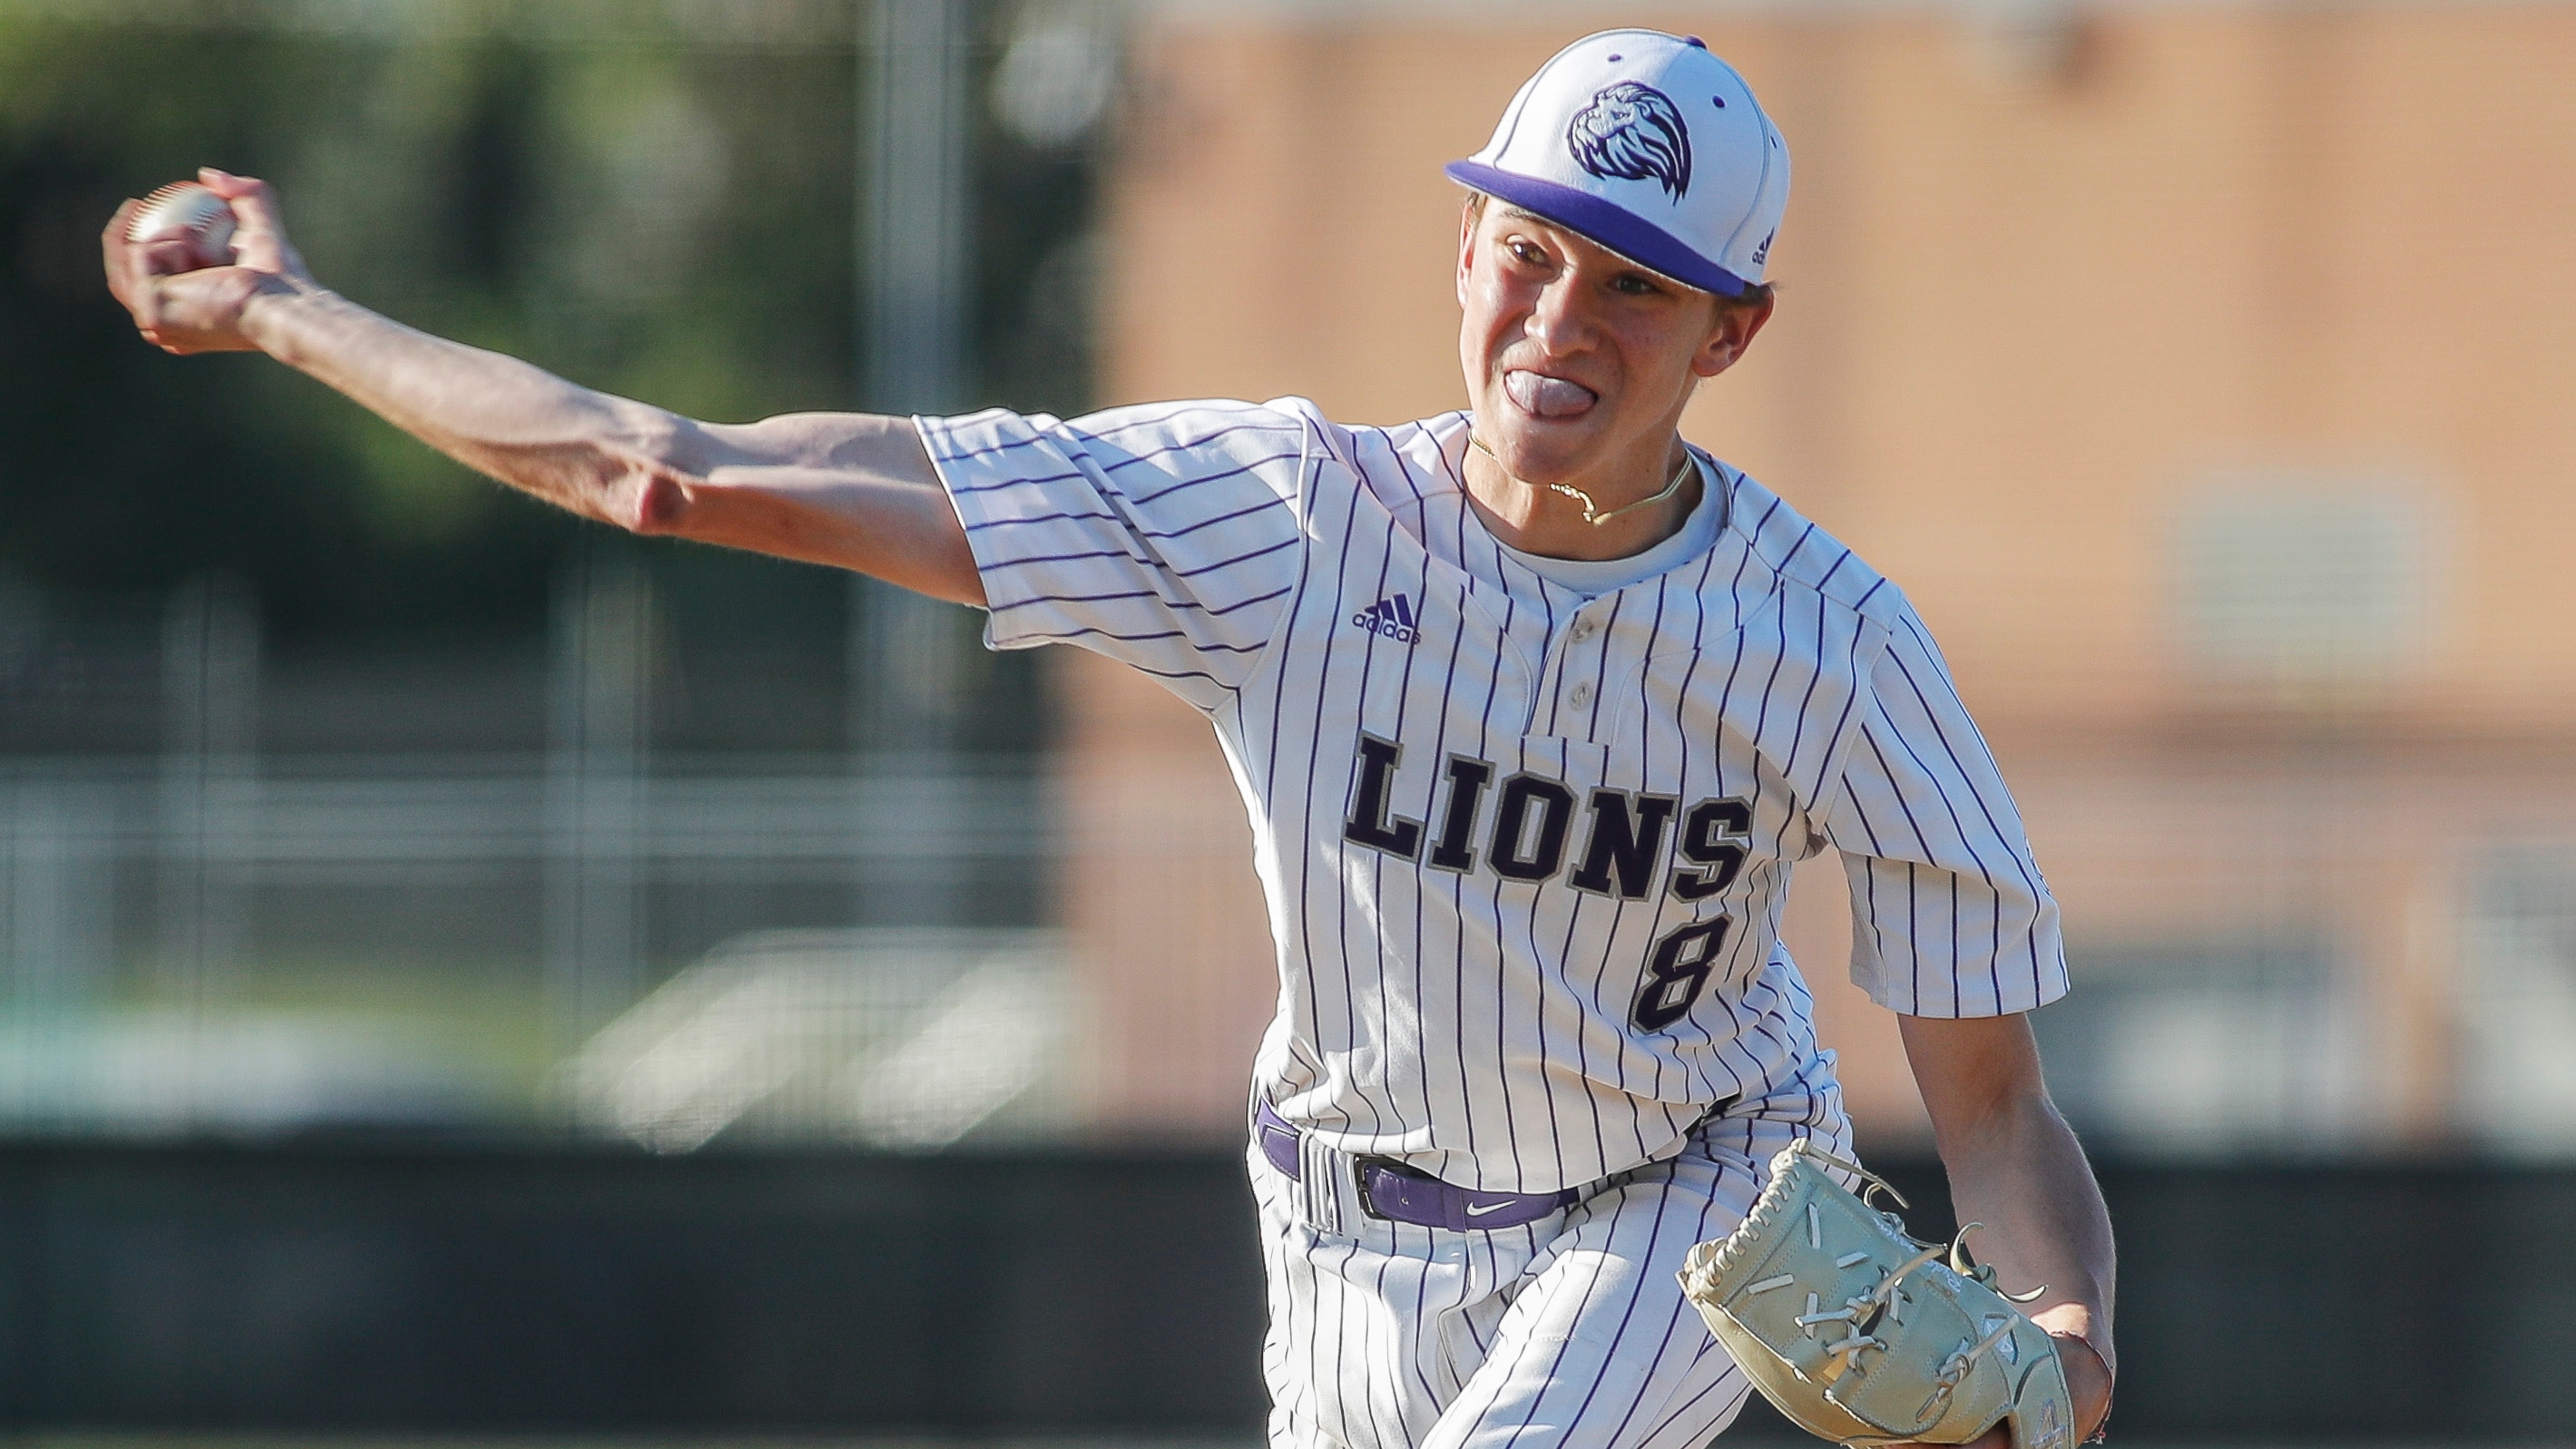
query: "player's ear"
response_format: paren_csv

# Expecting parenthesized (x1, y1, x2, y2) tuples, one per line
(1456, 195, 1484, 308)
(1692, 291, 1775, 379)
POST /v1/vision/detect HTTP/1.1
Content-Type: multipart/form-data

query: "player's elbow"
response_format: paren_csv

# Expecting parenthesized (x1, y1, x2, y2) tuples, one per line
(596, 415, 700, 537)
(613, 464, 692, 536)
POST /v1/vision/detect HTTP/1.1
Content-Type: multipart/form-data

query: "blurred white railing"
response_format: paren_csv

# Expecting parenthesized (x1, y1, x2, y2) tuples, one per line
(0, 755, 1063, 1141)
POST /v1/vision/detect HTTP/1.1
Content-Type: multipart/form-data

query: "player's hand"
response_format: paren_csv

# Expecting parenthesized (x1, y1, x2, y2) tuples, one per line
(1876, 1332, 2111, 1449)
(103, 167, 315, 356)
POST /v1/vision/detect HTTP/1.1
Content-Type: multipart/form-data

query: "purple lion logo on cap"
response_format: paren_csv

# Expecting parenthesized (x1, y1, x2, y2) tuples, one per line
(1566, 82, 1693, 200)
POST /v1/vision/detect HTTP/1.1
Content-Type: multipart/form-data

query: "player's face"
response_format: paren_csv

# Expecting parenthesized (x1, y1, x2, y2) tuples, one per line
(1455, 201, 1768, 490)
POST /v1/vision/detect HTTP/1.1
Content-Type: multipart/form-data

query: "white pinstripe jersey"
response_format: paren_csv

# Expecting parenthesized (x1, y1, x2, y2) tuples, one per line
(924, 397, 2068, 1192)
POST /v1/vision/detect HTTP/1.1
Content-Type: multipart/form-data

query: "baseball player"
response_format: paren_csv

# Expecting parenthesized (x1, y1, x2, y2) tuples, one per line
(106, 28, 2112, 1449)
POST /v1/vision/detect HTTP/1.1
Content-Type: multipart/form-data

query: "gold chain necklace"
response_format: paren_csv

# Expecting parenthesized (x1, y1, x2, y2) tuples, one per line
(1468, 434, 1696, 528)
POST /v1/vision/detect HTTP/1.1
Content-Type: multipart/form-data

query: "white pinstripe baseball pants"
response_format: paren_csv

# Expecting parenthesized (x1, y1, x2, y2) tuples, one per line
(1249, 1062, 1853, 1449)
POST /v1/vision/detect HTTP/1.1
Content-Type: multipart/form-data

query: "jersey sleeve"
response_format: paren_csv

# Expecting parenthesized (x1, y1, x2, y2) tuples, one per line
(916, 400, 1309, 711)
(1818, 602, 2069, 1017)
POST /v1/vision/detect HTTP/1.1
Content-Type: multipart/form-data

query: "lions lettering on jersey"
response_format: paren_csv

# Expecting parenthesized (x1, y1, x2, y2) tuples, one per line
(1343, 729, 1749, 902)
(921, 396, 2068, 1192)
(1344, 729, 1754, 1033)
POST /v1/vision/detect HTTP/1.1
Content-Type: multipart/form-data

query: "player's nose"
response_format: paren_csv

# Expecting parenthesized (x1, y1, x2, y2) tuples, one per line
(1522, 274, 1602, 357)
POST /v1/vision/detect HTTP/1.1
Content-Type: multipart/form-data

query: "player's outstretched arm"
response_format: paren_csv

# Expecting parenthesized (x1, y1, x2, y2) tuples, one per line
(102, 170, 982, 606)
(1898, 1013, 2116, 1445)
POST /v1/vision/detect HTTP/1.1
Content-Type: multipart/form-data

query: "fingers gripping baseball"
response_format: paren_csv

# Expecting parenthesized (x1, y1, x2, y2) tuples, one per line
(200, 168, 308, 277)
(102, 167, 312, 356)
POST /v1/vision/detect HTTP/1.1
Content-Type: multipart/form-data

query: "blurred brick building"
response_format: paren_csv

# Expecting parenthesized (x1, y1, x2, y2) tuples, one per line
(1049, 0, 2576, 1156)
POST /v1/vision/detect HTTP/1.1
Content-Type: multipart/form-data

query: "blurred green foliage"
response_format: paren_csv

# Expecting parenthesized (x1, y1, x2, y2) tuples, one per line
(0, 2, 1096, 645)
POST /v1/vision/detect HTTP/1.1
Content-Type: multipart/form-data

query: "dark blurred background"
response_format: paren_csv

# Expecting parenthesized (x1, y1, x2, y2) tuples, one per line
(6, 0, 2576, 1443)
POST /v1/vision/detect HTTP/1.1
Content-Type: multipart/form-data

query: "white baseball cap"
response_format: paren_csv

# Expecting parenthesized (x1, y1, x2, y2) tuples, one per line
(1446, 29, 1789, 298)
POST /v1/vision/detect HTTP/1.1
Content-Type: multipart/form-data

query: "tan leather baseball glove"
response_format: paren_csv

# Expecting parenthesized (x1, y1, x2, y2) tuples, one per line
(1677, 1139, 2076, 1449)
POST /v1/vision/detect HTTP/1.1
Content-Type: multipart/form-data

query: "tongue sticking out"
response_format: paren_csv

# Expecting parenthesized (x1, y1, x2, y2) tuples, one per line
(1504, 369, 1598, 419)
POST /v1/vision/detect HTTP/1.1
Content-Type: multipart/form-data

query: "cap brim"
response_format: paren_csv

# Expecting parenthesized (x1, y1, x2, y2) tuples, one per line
(1446, 160, 1751, 298)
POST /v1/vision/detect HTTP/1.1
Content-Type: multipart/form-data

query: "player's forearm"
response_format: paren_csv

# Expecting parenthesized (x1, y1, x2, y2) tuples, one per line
(241, 279, 688, 530)
(1931, 1092, 2117, 1375)
(236, 282, 984, 603)
(1898, 1011, 2117, 1391)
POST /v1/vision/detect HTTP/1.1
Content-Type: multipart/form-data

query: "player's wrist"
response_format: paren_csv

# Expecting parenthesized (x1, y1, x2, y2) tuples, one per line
(2047, 1328, 2114, 1442)
(237, 275, 345, 365)
(2026, 1301, 2112, 1373)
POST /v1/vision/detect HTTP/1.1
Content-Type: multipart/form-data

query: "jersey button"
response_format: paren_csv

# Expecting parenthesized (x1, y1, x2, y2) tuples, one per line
(1570, 618, 1597, 642)
(1568, 681, 1593, 709)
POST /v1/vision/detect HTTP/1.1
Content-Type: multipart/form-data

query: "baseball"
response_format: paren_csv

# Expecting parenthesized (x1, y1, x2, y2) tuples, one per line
(126, 181, 238, 267)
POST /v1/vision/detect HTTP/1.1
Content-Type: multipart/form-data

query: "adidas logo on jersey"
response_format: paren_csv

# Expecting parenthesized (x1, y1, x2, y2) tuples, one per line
(1352, 593, 1421, 644)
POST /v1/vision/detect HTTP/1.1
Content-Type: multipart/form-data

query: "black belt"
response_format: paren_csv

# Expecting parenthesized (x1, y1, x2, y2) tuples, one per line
(1255, 1100, 1577, 1231)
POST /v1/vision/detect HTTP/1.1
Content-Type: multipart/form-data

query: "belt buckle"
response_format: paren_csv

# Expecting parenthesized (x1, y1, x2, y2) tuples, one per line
(1350, 1153, 1417, 1221)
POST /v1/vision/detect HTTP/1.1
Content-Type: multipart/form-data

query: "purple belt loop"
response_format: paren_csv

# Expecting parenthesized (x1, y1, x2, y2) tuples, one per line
(1254, 1099, 1576, 1232)
(1255, 1099, 1304, 1180)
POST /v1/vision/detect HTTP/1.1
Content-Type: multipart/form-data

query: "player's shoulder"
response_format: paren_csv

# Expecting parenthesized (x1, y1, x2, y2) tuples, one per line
(1242, 398, 1466, 469)
(931, 397, 1307, 464)
(1073, 397, 1312, 445)
(1058, 397, 1315, 477)
(1215, 402, 1474, 517)
(1277, 407, 1473, 515)
(1720, 463, 1909, 627)
(926, 397, 1317, 512)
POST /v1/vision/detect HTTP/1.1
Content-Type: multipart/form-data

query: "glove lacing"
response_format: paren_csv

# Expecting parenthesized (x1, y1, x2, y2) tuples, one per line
(1735, 1141, 2078, 1440)
(1807, 1218, 2049, 1425)
(1798, 1239, 1945, 1362)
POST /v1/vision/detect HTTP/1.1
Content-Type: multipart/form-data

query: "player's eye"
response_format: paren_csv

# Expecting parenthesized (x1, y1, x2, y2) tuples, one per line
(1610, 272, 1663, 297)
(1504, 238, 1552, 269)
